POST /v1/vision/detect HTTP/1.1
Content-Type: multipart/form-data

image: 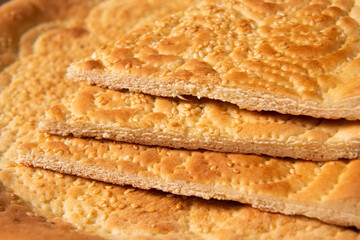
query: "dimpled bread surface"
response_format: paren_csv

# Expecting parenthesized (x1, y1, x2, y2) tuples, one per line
(1, 0, 360, 239)
(5, 0, 357, 239)
(0, 0, 270, 239)
(19, 131, 360, 229)
(68, 0, 360, 120)
(40, 85, 360, 160)
(0, 181, 105, 240)
(6, 144, 360, 240)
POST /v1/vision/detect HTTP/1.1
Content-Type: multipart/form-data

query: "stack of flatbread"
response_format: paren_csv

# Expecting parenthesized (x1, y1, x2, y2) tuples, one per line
(1, 0, 360, 239)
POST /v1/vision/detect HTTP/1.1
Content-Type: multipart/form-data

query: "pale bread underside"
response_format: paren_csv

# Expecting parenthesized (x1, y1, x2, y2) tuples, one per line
(39, 85, 360, 160)
(68, 0, 360, 120)
(18, 134, 360, 230)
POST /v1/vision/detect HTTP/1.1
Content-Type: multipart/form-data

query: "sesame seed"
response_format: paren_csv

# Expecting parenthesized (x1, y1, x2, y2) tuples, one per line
(55, 173, 63, 178)
(131, 203, 139, 208)
(124, 188, 135, 195)
(26, 211, 34, 217)
(93, 189, 101, 194)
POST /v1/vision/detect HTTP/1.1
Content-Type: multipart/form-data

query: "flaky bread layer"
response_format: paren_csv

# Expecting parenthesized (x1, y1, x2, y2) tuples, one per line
(39, 120, 360, 161)
(19, 151, 360, 230)
(67, 69, 360, 120)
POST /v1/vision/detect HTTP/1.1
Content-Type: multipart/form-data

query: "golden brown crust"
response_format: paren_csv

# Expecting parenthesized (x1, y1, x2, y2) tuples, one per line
(18, 132, 360, 229)
(1, 0, 360, 238)
(0, 205, 105, 240)
(86, 0, 204, 43)
(4, 152, 359, 239)
(0, 0, 102, 73)
(69, 0, 360, 120)
(0, 181, 104, 240)
(8, 0, 319, 239)
(40, 85, 360, 160)
(0, 0, 107, 238)
(0, 0, 44, 71)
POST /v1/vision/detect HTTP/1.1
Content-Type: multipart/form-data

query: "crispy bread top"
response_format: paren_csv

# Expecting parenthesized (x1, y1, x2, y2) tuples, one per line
(0, 0, 201, 238)
(40, 85, 360, 160)
(6, 139, 360, 239)
(0, 0, 104, 73)
(1, 0, 359, 238)
(0, 181, 105, 240)
(19, 131, 360, 229)
(68, 0, 360, 119)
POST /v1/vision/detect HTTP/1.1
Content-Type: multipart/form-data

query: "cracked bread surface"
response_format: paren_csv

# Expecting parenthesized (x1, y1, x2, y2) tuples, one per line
(68, 0, 360, 120)
(40, 85, 360, 160)
(18, 132, 360, 230)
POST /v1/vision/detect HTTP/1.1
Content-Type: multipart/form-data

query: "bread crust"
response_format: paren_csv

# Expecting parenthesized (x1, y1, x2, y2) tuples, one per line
(18, 134, 360, 230)
(68, 0, 360, 120)
(40, 85, 360, 161)
(0, 0, 106, 238)
(0, 181, 105, 240)
(2, 0, 360, 238)
(10, 144, 359, 239)
(0, 0, 103, 73)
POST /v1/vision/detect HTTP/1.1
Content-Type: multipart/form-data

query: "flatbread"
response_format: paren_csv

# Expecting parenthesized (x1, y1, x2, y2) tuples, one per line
(40, 85, 360, 160)
(18, 132, 360, 229)
(3, 143, 357, 240)
(68, 0, 360, 120)
(2, 0, 359, 238)
(0, 0, 239, 238)
(0, 182, 105, 240)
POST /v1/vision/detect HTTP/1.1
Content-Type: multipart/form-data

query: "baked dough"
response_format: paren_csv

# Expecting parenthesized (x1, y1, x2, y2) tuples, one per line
(68, 0, 360, 120)
(9, 141, 359, 239)
(18, 133, 360, 230)
(40, 85, 360, 160)
(1, 0, 360, 238)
